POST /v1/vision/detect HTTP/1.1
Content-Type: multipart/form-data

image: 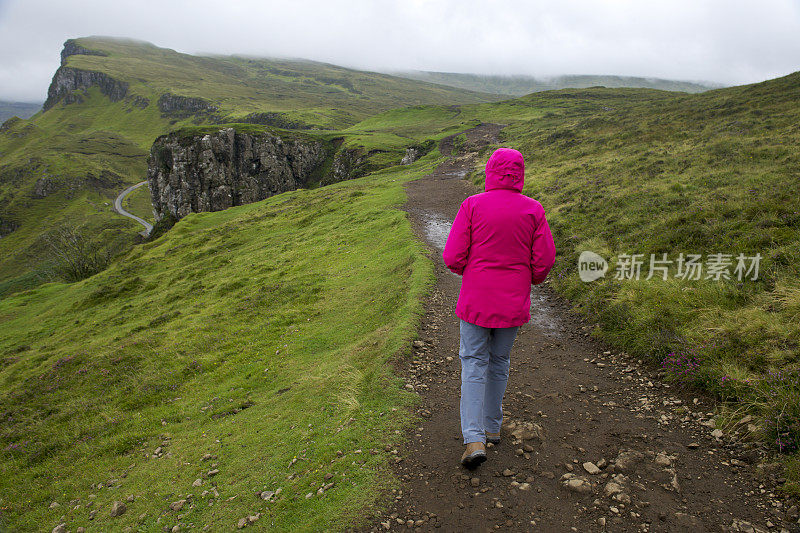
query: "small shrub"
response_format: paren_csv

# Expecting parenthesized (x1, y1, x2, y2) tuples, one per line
(43, 224, 114, 282)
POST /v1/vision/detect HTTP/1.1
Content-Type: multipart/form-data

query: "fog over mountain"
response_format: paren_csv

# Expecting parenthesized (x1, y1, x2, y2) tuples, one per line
(1, 0, 799, 101)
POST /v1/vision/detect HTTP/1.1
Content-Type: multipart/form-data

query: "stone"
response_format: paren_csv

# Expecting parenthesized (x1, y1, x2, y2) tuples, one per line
(237, 517, 248, 529)
(604, 482, 624, 497)
(470, 478, 480, 487)
(583, 462, 601, 475)
(711, 429, 724, 439)
(208, 469, 219, 477)
(612, 492, 631, 504)
(614, 450, 644, 473)
(510, 422, 545, 442)
(192, 479, 203, 487)
(401, 147, 420, 165)
(561, 473, 593, 494)
(170, 500, 186, 511)
(110, 501, 127, 517)
(52, 524, 67, 533)
(654, 452, 672, 467)
(565, 478, 592, 494)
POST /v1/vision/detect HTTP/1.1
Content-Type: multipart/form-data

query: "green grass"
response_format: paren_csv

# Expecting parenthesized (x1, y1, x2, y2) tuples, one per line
(472, 81, 800, 488)
(0, 154, 440, 532)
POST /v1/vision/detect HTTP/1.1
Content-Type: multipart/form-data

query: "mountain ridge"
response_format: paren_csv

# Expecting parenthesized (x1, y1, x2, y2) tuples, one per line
(392, 70, 722, 96)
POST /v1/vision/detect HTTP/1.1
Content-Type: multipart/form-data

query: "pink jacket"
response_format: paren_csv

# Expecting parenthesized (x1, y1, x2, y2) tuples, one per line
(443, 148, 556, 328)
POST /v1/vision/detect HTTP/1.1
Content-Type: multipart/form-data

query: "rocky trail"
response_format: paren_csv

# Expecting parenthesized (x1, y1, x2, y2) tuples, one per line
(362, 125, 800, 532)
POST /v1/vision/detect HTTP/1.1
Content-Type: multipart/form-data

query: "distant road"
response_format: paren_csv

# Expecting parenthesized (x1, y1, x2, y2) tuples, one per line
(115, 181, 153, 237)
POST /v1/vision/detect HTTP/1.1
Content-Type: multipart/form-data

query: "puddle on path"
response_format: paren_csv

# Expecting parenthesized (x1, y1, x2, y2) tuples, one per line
(528, 288, 563, 335)
(437, 169, 468, 180)
(421, 210, 563, 334)
(422, 212, 453, 251)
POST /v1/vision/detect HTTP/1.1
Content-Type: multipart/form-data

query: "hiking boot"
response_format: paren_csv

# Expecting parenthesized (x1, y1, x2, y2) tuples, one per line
(486, 432, 501, 445)
(460, 441, 487, 468)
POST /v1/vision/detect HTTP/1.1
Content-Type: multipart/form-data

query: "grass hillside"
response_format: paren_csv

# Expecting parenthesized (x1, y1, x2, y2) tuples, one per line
(504, 78, 800, 468)
(59, 38, 498, 129)
(0, 154, 438, 532)
(393, 71, 719, 96)
(0, 101, 42, 123)
(0, 37, 499, 297)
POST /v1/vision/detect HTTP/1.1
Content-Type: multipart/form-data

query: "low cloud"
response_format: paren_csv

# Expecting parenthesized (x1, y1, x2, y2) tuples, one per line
(1, 0, 799, 102)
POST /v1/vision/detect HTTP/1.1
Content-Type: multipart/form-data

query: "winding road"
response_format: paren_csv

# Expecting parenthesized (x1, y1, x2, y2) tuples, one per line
(114, 181, 153, 237)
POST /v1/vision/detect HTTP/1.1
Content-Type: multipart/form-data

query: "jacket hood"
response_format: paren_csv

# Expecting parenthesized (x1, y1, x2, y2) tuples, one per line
(485, 147, 524, 192)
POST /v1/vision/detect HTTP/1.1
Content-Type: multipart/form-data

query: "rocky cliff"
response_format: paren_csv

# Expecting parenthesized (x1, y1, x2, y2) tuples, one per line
(147, 128, 336, 221)
(43, 40, 127, 111)
(157, 93, 219, 117)
(43, 67, 128, 111)
(60, 39, 108, 65)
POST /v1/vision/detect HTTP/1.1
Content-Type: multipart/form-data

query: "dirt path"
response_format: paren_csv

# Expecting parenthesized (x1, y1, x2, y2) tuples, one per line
(115, 181, 153, 237)
(364, 125, 799, 532)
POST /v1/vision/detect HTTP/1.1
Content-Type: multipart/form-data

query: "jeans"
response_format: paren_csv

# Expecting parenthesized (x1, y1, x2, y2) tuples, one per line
(459, 319, 519, 444)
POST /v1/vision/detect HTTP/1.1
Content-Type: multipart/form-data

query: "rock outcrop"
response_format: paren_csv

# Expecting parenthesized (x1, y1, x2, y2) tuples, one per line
(60, 39, 108, 65)
(157, 94, 218, 116)
(237, 112, 312, 130)
(147, 128, 333, 221)
(44, 67, 128, 111)
(329, 148, 365, 184)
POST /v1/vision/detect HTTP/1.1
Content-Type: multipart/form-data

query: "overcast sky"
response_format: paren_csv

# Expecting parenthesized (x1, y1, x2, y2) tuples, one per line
(1, 0, 800, 102)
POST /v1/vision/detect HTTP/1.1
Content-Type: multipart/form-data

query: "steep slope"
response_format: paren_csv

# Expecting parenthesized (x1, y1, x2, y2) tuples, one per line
(0, 37, 500, 296)
(393, 70, 720, 96)
(0, 155, 438, 532)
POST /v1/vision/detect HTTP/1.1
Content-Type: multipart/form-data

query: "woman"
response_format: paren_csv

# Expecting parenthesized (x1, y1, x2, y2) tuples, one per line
(443, 147, 556, 467)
